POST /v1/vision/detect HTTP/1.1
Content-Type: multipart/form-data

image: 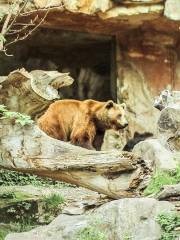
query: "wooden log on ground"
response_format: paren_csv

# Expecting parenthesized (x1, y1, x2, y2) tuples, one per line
(0, 120, 152, 199)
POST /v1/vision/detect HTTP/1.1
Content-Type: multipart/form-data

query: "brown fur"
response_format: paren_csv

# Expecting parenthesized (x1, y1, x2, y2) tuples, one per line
(37, 99, 128, 150)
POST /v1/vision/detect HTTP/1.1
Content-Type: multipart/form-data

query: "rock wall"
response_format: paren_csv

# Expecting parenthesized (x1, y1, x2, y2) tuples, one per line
(103, 29, 180, 150)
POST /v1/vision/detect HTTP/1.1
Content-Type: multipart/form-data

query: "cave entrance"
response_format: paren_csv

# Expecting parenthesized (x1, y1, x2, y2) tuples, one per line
(1, 29, 117, 102)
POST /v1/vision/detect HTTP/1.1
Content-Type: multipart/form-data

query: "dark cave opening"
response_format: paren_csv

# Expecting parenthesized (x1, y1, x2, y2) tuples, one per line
(0, 29, 117, 102)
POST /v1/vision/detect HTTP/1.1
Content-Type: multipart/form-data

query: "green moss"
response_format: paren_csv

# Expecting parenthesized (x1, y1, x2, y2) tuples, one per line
(156, 212, 180, 240)
(77, 226, 107, 240)
(76, 218, 107, 240)
(144, 166, 180, 196)
(0, 191, 35, 208)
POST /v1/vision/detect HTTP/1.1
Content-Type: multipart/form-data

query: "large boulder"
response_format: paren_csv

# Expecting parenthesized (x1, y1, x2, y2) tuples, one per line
(133, 96, 180, 171)
(6, 198, 175, 240)
(158, 105, 180, 152)
(133, 139, 177, 171)
(164, 0, 180, 21)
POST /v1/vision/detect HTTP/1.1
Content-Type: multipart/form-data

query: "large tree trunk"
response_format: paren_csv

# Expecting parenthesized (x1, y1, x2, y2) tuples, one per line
(0, 68, 74, 119)
(0, 119, 151, 199)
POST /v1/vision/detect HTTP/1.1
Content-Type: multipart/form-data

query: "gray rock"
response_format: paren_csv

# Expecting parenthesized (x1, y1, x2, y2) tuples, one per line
(158, 105, 180, 151)
(157, 184, 180, 200)
(133, 139, 176, 171)
(158, 106, 180, 136)
(164, 0, 180, 21)
(154, 90, 180, 111)
(95, 198, 175, 240)
(6, 198, 175, 240)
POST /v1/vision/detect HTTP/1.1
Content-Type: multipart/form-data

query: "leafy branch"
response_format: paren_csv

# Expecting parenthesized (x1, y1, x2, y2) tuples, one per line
(0, 104, 34, 126)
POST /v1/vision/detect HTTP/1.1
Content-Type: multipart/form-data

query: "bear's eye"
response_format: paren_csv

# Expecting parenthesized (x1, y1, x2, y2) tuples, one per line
(117, 114, 122, 119)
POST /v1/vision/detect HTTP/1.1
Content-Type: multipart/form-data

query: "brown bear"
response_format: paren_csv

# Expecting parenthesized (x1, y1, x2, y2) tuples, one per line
(37, 99, 128, 150)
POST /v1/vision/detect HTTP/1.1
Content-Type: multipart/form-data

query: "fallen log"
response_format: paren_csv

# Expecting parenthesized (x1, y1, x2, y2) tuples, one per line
(0, 119, 152, 199)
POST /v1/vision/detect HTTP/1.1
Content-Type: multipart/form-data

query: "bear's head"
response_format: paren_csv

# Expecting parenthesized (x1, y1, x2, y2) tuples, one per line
(96, 100, 128, 131)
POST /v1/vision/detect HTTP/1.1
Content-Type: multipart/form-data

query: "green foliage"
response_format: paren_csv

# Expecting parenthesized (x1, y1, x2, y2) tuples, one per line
(0, 228, 10, 240)
(123, 233, 132, 240)
(0, 191, 16, 199)
(77, 227, 107, 240)
(156, 212, 180, 240)
(43, 193, 65, 210)
(0, 190, 64, 227)
(0, 105, 33, 126)
(0, 221, 37, 240)
(144, 166, 180, 196)
(42, 193, 65, 223)
(0, 169, 74, 188)
(76, 218, 107, 240)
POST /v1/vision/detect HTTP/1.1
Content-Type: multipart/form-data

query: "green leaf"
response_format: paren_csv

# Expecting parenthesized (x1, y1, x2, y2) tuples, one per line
(0, 105, 34, 126)
(0, 104, 7, 112)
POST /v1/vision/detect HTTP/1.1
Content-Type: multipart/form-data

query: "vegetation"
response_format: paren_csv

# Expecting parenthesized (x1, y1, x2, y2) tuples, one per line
(76, 218, 107, 240)
(0, 169, 74, 188)
(156, 212, 180, 240)
(0, 0, 52, 55)
(43, 193, 65, 210)
(0, 221, 37, 240)
(123, 233, 132, 240)
(42, 193, 65, 223)
(144, 166, 180, 196)
(0, 190, 66, 226)
(0, 105, 33, 126)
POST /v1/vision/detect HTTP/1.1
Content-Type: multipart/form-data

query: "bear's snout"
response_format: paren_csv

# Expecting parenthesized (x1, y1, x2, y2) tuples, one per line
(119, 122, 128, 129)
(123, 122, 128, 127)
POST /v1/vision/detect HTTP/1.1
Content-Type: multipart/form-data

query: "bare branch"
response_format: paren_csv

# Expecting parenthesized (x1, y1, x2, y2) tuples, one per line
(20, 5, 64, 17)
(0, 2, 64, 54)
(6, 0, 29, 33)
(6, 15, 38, 36)
(5, 10, 49, 47)
(0, 48, 13, 57)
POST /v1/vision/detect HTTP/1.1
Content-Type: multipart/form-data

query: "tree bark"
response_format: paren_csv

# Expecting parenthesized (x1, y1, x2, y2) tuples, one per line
(0, 68, 74, 119)
(0, 119, 151, 199)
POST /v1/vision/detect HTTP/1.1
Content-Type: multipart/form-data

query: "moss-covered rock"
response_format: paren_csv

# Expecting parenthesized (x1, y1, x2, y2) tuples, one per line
(0, 187, 65, 225)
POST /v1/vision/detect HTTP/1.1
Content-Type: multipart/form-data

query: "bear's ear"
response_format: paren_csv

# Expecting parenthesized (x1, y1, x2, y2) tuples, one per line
(121, 103, 126, 110)
(105, 100, 114, 109)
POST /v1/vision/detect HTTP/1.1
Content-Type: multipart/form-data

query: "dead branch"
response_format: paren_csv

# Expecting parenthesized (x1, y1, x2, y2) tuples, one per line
(0, 1, 59, 54)
(6, 13, 38, 36)
(5, 11, 48, 48)
(5, 0, 29, 34)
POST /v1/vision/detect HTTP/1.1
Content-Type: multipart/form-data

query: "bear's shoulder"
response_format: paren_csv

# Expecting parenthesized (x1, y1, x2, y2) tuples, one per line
(82, 99, 105, 109)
